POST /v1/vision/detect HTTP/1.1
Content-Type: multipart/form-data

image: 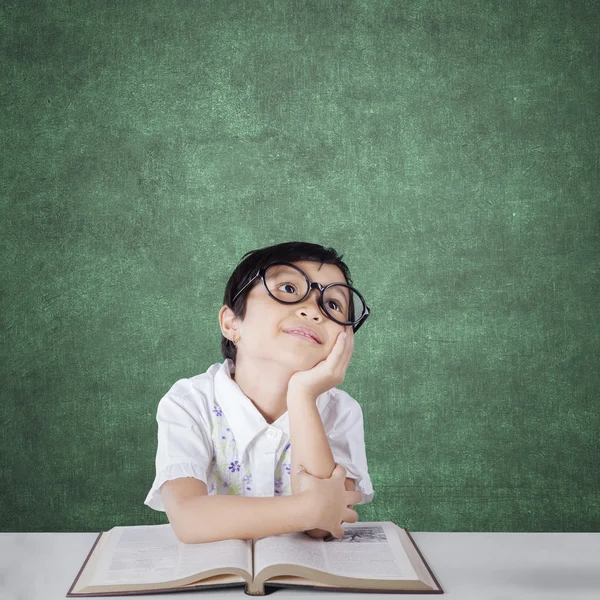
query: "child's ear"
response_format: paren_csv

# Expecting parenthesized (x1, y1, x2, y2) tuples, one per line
(219, 304, 238, 339)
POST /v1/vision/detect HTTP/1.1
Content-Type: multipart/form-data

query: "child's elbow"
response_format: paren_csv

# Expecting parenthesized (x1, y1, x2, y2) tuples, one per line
(170, 522, 190, 544)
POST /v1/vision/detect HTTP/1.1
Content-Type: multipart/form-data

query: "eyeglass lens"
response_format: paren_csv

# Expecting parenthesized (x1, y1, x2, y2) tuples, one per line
(264, 264, 365, 324)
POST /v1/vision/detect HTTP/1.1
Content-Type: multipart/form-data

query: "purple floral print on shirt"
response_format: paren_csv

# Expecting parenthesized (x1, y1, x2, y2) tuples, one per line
(209, 403, 292, 497)
(209, 405, 245, 495)
(275, 442, 292, 495)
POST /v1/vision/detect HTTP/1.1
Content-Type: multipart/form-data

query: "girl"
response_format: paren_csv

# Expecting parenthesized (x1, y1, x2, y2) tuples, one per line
(145, 241, 373, 543)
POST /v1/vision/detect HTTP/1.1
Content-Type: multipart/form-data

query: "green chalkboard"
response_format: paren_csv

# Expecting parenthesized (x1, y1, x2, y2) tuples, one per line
(1, 0, 598, 533)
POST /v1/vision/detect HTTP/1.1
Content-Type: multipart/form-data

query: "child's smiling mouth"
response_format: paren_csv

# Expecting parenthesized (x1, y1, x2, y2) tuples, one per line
(285, 331, 320, 344)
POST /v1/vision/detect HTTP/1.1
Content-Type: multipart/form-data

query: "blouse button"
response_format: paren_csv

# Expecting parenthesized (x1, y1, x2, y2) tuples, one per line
(266, 427, 277, 440)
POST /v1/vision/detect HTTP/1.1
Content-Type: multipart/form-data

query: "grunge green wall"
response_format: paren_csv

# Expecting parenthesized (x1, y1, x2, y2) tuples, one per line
(1, 0, 598, 532)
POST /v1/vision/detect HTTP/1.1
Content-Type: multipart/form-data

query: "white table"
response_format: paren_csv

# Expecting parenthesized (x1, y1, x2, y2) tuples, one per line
(1, 532, 599, 599)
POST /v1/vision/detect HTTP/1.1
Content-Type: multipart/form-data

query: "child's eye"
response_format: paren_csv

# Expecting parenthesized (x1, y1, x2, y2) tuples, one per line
(278, 283, 298, 294)
(278, 283, 344, 312)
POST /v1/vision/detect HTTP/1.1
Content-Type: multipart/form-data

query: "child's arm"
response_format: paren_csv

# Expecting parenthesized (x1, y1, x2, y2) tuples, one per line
(162, 477, 312, 544)
(287, 388, 356, 538)
(286, 328, 359, 538)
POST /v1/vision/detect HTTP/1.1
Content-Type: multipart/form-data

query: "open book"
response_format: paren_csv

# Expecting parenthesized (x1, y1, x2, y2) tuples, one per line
(67, 522, 443, 596)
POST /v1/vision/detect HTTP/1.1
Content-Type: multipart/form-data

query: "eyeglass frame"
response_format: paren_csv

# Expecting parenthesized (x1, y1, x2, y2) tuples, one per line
(230, 261, 371, 334)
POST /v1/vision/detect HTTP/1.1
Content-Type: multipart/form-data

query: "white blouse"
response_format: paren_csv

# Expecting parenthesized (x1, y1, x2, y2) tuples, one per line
(144, 358, 374, 512)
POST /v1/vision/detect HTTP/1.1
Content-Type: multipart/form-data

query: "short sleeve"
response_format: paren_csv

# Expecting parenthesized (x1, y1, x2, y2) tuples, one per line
(144, 391, 213, 512)
(325, 389, 374, 505)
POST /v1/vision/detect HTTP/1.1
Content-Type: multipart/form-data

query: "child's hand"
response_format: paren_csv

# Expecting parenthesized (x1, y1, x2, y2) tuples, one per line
(296, 464, 362, 538)
(287, 325, 354, 399)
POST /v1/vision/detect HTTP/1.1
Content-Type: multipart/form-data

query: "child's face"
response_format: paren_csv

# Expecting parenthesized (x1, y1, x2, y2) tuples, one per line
(224, 260, 351, 368)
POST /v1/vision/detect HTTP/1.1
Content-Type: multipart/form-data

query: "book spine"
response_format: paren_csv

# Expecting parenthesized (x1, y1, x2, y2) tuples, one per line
(244, 581, 265, 596)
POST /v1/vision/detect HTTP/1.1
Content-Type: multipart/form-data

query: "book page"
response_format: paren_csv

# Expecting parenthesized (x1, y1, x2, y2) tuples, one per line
(254, 522, 419, 581)
(88, 524, 251, 587)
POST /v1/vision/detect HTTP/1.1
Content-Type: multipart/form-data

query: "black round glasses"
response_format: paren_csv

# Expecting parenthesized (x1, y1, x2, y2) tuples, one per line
(231, 262, 371, 333)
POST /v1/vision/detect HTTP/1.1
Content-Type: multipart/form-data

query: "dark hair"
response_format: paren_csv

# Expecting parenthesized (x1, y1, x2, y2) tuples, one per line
(220, 241, 353, 364)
